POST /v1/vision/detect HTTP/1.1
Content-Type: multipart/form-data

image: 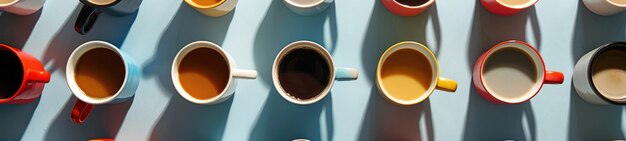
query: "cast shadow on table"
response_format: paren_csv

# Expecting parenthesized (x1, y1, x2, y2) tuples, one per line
(0, 9, 42, 49)
(568, 82, 624, 140)
(42, 4, 138, 74)
(253, 0, 337, 86)
(570, 0, 626, 63)
(250, 90, 334, 141)
(143, 2, 234, 96)
(44, 97, 133, 140)
(150, 93, 233, 141)
(360, 1, 440, 82)
(0, 99, 40, 140)
(466, 1, 541, 72)
(462, 86, 536, 141)
(358, 87, 434, 141)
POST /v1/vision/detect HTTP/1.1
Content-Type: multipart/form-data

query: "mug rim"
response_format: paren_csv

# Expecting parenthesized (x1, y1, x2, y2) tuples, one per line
(587, 42, 626, 104)
(284, 0, 325, 8)
(495, 0, 538, 9)
(0, 0, 18, 7)
(185, 0, 226, 9)
(376, 41, 439, 105)
(479, 40, 545, 104)
(172, 41, 234, 105)
(0, 44, 26, 102)
(81, 0, 120, 7)
(391, 0, 435, 9)
(607, 0, 626, 7)
(66, 41, 128, 105)
(272, 40, 335, 105)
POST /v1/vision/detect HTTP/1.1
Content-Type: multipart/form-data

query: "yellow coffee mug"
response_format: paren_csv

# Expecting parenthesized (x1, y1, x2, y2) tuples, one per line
(376, 41, 457, 105)
(184, 0, 238, 17)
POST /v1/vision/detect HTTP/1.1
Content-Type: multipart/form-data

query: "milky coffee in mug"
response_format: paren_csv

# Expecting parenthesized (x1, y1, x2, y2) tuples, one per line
(482, 47, 539, 101)
(591, 47, 626, 100)
(178, 48, 230, 100)
(497, 0, 533, 6)
(75, 48, 126, 99)
(380, 48, 434, 101)
(88, 0, 117, 5)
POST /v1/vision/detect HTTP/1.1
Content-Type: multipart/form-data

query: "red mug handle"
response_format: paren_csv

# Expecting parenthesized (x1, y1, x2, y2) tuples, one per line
(71, 99, 94, 124)
(544, 70, 564, 84)
(27, 69, 50, 83)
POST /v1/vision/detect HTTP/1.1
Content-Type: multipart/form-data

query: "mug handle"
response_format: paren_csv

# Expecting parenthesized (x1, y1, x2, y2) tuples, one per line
(435, 77, 457, 92)
(26, 69, 50, 83)
(74, 5, 102, 35)
(232, 69, 257, 79)
(71, 99, 94, 124)
(544, 70, 564, 84)
(335, 68, 359, 81)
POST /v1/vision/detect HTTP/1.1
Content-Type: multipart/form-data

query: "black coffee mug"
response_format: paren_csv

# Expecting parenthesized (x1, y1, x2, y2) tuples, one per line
(74, 0, 142, 35)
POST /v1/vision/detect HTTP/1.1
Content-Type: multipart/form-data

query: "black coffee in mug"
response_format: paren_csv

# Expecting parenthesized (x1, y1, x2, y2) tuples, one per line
(395, 0, 429, 6)
(0, 50, 23, 99)
(278, 48, 331, 100)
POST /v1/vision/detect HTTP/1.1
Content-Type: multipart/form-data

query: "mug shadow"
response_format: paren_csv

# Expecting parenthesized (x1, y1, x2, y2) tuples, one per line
(249, 90, 334, 141)
(568, 82, 624, 140)
(149, 94, 234, 141)
(0, 98, 40, 140)
(570, 0, 626, 63)
(253, 0, 337, 86)
(462, 85, 536, 141)
(42, 4, 138, 74)
(0, 9, 42, 49)
(358, 87, 434, 141)
(44, 96, 133, 140)
(142, 2, 234, 96)
(360, 0, 440, 83)
(466, 1, 541, 72)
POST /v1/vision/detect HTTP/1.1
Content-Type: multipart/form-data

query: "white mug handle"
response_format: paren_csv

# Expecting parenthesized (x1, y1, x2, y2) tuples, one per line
(233, 69, 257, 79)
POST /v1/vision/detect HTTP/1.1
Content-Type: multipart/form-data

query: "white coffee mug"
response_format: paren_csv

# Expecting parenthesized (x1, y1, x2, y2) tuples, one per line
(272, 40, 358, 105)
(67, 40, 140, 124)
(172, 41, 257, 104)
(0, 0, 44, 15)
(574, 42, 626, 105)
(284, 0, 333, 16)
(583, 0, 626, 16)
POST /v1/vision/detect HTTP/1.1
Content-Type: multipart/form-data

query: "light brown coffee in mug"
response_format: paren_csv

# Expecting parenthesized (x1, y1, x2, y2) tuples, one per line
(482, 47, 538, 100)
(75, 48, 126, 99)
(381, 48, 433, 102)
(88, 0, 117, 5)
(592, 49, 626, 100)
(609, 0, 626, 5)
(178, 48, 230, 100)
(190, 0, 222, 6)
(497, 0, 531, 6)
(289, 0, 322, 5)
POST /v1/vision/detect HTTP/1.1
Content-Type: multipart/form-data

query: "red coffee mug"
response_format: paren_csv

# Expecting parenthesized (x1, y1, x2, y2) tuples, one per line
(480, 0, 538, 16)
(382, 0, 435, 16)
(0, 44, 51, 104)
(472, 40, 563, 104)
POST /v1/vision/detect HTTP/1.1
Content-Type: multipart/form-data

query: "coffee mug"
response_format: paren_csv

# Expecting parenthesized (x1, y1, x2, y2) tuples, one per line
(74, 0, 142, 34)
(473, 40, 564, 104)
(480, 0, 538, 16)
(574, 42, 626, 105)
(0, 0, 44, 15)
(172, 41, 257, 104)
(376, 41, 457, 105)
(67, 41, 140, 124)
(88, 139, 114, 141)
(0, 44, 50, 104)
(273, 40, 358, 105)
(382, 0, 435, 16)
(284, 0, 333, 16)
(583, 0, 626, 16)
(185, 0, 237, 17)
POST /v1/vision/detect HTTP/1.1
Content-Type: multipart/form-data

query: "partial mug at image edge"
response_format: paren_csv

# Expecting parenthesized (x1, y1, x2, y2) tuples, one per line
(0, 44, 50, 104)
(0, 0, 45, 15)
(574, 42, 626, 105)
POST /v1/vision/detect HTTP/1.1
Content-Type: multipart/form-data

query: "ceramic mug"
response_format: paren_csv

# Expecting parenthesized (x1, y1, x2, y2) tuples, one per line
(473, 40, 563, 104)
(0, 0, 44, 15)
(272, 40, 358, 105)
(0, 44, 50, 104)
(574, 42, 626, 105)
(376, 41, 457, 105)
(480, 0, 538, 16)
(67, 41, 140, 124)
(381, 0, 435, 16)
(284, 0, 333, 16)
(74, 0, 142, 34)
(88, 139, 114, 141)
(583, 0, 626, 16)
(172, 41, 257, 104)
(185, 0, 237, 17)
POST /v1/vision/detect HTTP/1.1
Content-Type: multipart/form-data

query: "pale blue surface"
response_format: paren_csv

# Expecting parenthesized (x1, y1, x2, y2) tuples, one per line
(0, 0, 625, 140)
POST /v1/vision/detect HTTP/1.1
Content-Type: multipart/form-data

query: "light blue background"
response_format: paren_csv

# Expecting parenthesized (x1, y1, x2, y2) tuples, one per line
(0, 0, 625, 140)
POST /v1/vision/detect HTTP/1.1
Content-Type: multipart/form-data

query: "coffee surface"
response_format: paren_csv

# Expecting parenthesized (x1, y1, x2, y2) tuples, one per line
(75, 48, 125, 99)
(0, 0, 17, 5)
(88, 0, 116, 5)
(289, 0, 322, 5)
(497, 0, 532, 6)
(482, 47, 538, 101)
(0, 50, 23, 99)
(178, 48, 230, 100)
(278, 48, 330, 101)
(609, 0, 626, 5)
(380, 48, 433, 102)
(189, 0, 222, 6)
(592, 49, 626, 100)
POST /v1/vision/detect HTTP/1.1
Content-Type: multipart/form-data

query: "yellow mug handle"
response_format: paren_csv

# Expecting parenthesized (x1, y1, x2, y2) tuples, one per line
(436, 77, 457, 92)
